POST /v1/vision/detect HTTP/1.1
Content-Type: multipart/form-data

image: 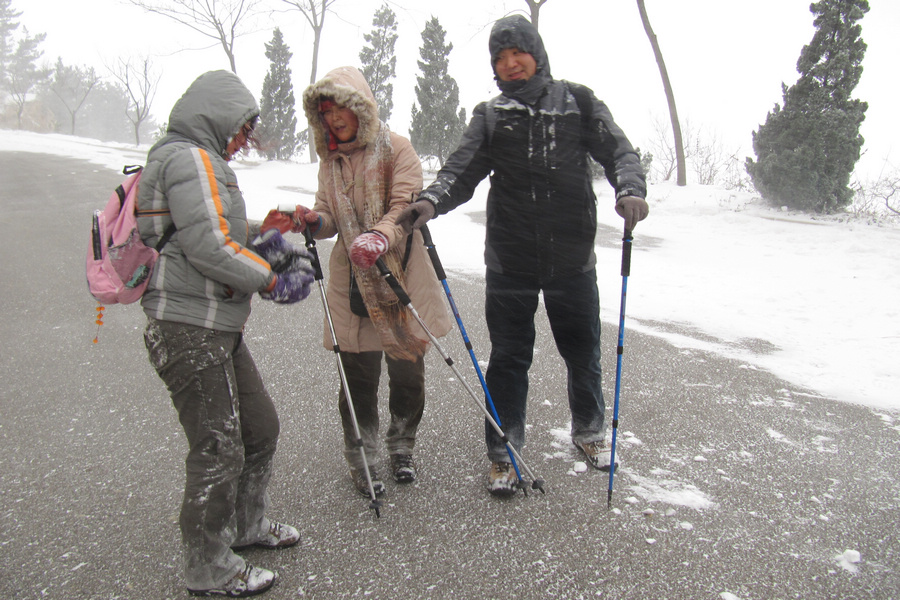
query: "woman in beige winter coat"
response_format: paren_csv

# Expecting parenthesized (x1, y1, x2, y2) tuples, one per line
(297, 66, 451, 496)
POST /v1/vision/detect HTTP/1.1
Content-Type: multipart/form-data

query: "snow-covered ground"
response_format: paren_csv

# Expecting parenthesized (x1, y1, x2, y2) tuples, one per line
(4, 130, 899, 600)
(4, 130, 898, 412)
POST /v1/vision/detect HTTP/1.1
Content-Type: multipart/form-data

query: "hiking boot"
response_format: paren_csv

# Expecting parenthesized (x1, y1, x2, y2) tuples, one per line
(574, 439, 618, 472)
(390, 453, 417, 483)
(232, 521, 300, 551)
(488, 461, 519, 496)
(350, 467, 386, 497)
(187, 563, 277, 597)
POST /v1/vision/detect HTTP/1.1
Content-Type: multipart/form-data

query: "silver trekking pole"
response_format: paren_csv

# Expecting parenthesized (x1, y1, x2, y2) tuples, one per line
(374, 257, 545, 494)
(418, 225, 531, 495)
(302, 228, 383, 517)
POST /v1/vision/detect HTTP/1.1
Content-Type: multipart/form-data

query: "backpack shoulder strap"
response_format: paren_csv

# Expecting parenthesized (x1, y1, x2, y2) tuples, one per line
(154, 224, 177, 253)
(565, 81, 593, 128)
(126, 164, 176, 253)
(564, 81, 595, 152)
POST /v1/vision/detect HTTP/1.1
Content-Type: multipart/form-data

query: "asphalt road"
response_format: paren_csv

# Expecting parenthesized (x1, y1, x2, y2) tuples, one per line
(1, 152, 897, 599)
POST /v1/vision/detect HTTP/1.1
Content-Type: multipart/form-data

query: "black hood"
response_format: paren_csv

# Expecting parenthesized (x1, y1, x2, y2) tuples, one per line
(489, 15, 552, 105)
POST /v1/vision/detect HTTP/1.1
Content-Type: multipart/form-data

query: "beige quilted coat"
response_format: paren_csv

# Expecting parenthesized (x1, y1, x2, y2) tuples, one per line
(303, 66, 451, 353)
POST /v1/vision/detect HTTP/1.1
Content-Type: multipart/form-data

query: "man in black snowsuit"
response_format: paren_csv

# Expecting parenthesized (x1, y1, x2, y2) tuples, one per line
(397, 15, 648, 495)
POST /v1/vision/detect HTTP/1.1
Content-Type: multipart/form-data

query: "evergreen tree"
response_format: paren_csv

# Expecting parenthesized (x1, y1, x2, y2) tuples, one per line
(359, 4, 397, 124)
(5, 27, 49, 129)
(409, 16, 466, 167)
(258, 28, 300, 160)
(1, 1, 52, 129)
(746, 0, 869, 213)
(0, 0, 21, 87)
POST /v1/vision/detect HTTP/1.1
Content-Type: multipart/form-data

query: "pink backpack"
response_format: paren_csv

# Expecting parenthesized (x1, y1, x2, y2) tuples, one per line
(86, 166, 175, 305)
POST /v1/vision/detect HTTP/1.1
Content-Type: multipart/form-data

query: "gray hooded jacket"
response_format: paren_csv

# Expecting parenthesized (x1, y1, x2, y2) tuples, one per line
(138, 70, 273, 332)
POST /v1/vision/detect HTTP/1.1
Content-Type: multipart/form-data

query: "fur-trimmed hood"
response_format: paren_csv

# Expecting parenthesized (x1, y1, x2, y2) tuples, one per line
(302, 66, 380, 158)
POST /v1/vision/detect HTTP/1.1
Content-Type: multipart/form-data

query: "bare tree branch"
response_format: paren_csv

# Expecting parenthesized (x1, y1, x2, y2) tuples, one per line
(107, 55, 161, 145)
(523, 0, 549, 30)
(125, 0, 266, 73)
(49, 59, 100, 135)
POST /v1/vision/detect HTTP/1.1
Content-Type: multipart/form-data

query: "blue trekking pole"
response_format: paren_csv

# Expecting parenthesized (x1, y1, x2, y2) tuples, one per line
(372, 255, 545, 495)
(607, 227, 633, 508)
(419, 225, 542, 495)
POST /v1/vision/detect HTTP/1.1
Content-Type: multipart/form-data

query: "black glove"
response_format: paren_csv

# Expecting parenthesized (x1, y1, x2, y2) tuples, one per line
(395, 199, 436, 233)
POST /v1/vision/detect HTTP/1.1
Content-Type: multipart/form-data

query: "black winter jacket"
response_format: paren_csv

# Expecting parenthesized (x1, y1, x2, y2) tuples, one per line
(421, 15, 646, 283)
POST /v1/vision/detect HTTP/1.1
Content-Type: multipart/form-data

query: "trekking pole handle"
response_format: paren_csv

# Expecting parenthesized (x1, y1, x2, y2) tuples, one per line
(375, 258, 412, 305)
(302, 228, 325, 281)
(621, 227, 633, 278)
(419, 225, 446, 280)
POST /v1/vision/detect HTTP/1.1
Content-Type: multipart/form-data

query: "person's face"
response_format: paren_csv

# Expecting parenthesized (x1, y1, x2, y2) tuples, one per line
(322, 104, 359, 142)
(494, 47, 537, 82)
(226, 122, 253, 161)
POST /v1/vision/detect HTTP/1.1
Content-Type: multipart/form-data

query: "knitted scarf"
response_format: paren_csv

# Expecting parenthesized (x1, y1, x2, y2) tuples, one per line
(329, 124, 427, 361)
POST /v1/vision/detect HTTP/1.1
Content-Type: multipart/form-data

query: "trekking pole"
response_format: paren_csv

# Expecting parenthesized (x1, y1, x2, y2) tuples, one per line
(607, 227, 633, 509)
(301, 228, 383, 518)
(419, 225, 531, 495)
(374, 257, 545, 494)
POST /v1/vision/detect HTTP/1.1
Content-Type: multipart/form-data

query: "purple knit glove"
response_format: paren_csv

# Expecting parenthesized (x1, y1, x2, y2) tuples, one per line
(261, 270, 313, 304)
(252, 229, 314, 275)
(253, 229, 315, 304)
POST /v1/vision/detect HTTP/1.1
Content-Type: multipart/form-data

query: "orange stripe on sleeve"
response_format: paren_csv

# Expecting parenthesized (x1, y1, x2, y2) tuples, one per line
(197, 149, 272, 270)
(198, 150, 231, 240)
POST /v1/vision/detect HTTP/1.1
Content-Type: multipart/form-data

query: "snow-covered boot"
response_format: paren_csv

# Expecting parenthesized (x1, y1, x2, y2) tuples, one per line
(187, 563, 277, 597)
(574, 439, 618, 472)
(488, 461, 518, 496)
(390, 453, 417, 483)
(350, 467, 385, 497)
(232, 521, 300, 551)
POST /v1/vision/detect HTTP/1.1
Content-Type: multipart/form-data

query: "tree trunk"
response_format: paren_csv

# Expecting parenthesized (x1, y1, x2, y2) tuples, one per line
(637, 0, 686, 186)
(525, 0, 547, 30)
(308, 25, 321, 163)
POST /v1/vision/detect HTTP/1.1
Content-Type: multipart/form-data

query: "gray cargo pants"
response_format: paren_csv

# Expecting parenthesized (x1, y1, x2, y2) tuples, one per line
(144, 318, 279, 590)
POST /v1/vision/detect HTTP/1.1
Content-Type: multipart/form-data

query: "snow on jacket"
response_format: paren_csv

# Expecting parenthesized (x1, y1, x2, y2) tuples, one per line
(138, 70, 273, 332)
(302, 66, 451, 353)
(420, 15, 647, 283)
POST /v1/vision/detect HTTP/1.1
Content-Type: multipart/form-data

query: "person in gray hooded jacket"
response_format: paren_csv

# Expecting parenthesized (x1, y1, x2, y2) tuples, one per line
(137, 70, 312, 597)
(397, 16, 649, 496)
